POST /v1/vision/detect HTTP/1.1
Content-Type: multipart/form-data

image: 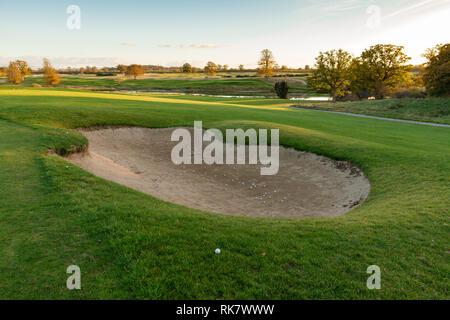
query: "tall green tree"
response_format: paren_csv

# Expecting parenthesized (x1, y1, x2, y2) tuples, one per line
(351, 44, 411, 99)
(308, 49, 353, 101)
(422, 43, 450, 96)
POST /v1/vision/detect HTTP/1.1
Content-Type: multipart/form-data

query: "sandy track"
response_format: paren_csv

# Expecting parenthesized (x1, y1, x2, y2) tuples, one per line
(65, 127, 370, 218)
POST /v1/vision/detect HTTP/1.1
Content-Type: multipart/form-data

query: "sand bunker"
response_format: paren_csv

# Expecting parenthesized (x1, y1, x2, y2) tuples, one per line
(65, 127, 370, 218)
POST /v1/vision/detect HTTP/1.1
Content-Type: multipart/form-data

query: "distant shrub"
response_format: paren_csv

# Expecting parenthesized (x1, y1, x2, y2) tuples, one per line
(43, 58, 60, 85)
(273, 73, 307, 78)
(274, 80, 289, 99)
(182, 63, 192, 73)
(7, 61, 25, 84)
(125, 64, 145, 80)
(392, 89, 426, 99)
(32, 83, 42, 87)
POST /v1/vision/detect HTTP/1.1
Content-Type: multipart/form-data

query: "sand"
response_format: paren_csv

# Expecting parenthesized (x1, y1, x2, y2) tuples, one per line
(65, 127, 370, 218)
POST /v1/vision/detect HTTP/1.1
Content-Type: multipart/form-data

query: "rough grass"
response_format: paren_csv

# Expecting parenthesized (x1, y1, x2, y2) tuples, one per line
(295, 98, 450, 124)
(5, 76, 317, 97)
(0, 87, 448, 299)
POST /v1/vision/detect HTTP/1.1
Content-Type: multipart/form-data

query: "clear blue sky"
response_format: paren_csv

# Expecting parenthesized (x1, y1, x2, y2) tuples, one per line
(1, 0, 449, 68)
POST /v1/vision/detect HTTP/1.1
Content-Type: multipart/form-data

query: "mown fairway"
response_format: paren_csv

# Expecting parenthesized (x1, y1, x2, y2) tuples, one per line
(5, 75, 317, 97)
(7, 76, 317, 97)
(0, 87, 448, 299)
(296, 98, 450, 125)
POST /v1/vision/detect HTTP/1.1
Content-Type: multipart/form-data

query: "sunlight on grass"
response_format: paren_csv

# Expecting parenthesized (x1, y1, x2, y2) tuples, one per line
(0, 88, 448, 299)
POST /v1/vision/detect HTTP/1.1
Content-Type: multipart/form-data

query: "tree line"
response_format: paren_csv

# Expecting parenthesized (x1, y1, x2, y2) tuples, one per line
(0, 52, 310, 82)
(1, 44, 447, 98)
(3, 59, 60, 85)
(307, 43, 449, 100)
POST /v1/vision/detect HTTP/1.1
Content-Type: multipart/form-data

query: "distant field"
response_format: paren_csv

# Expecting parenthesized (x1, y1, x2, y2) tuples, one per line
(4, 74, 318, 97)
(294, 98, 450, 125)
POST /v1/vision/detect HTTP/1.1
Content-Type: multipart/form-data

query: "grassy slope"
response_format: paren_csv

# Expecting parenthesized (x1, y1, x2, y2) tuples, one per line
(13, 76, 316, 96)
(23, 77, 270, 88)
(295, 98, 450, 125)
(0, 87, 448, 299)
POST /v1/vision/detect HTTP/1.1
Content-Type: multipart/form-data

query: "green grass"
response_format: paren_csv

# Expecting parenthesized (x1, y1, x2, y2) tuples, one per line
(294, 98, 450, 125)
(0, 87, 448, 299)
(7, 75, 317, 97)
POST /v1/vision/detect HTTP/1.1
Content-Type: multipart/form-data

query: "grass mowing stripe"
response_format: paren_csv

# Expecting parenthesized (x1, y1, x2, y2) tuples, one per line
(0, 88, 448, 299)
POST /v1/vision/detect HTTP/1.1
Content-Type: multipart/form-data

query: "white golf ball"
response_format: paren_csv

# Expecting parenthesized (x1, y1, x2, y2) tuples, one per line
(215, 248, 221, 254)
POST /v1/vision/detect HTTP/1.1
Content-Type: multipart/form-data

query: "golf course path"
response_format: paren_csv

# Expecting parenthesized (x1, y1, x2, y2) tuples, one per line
(288, 107, 450, 127)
